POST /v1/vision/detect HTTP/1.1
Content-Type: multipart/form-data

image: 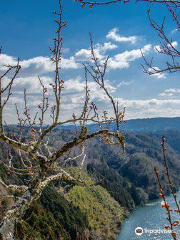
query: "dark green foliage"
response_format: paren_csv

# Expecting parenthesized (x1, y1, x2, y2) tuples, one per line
(83, 132, 180, 205)
(2, 126, 180, 240)
(15, 186, 88, 240)
(39, 186, 88, 237)
(87, 163, 135, 210)
(155, 130, 180, 154)
(65, 168, 125, 240)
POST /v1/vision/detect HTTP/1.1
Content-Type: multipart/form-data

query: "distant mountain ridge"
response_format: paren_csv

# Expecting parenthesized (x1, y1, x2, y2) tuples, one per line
(87, 117, 180, 133)
(119, 117, 180, 132)
(58, 117, 180, 133)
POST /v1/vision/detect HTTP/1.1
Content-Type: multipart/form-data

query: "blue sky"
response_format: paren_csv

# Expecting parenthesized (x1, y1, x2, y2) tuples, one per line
(0, 0, 180, 123)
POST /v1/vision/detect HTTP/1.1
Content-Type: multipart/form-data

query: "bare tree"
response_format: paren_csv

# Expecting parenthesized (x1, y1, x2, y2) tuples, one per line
(142, 3, 180, 76)
(75, 0, 180, 8)
(75, 1, 180, 239)
(0, 0, 126, 239)
(75, 0, 180, 77)
(154, 138, 180, 240)
(138, 2, 180, 240)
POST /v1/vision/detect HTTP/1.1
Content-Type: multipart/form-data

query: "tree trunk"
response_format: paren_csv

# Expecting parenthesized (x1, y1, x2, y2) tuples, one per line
(0, 216, 16, 240)
(0, 190, 32, 240)
(0, 172, 44, 240)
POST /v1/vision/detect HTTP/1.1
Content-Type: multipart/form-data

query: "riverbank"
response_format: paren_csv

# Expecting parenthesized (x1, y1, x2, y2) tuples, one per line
(117, 192, 180, 240)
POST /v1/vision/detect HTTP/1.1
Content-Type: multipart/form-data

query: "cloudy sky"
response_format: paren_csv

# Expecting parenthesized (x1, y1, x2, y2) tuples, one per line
(0, 0, 180, 124)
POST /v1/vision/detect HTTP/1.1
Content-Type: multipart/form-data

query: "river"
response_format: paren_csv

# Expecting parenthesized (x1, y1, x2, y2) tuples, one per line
(117, 192, 180, 240)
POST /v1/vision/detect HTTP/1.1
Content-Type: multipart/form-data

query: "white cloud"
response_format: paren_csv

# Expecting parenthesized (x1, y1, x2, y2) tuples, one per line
(64, 77, 116, 102)
(159, 92, 173, 97)
(106, 28, 138, 44)
(1, 54, 17, 71)
(115, 98, 180, 119)
(171, 41, 178, 48)
(154, 41, 178, 52)
(61, 95, 180, 120)
(117, 80, 134, 88)
(4, 78, 180, 123)
(107, 59, 129, 69)
(20, 56, 79, 73)
(4, 75, 119, 123)
(0, 33, 150, 76)
(165, 88, 180, 93)
(74, 40, 151, 70)
(148, 67, 166, 79)
(75, 48, 101, 62)
(65, 77, 86, 93)
(154, 45, 162, 52)
(61, 57, 80, 69)
(108, 44, 151, 70)
(171, 29, 178, 34)
(95, 42, 118, 52)
(159, 88, 180, 97)
(3, 28, 175, 123)
(0, 54, 80, 76)
(75, 42, 118, 62)
(115, 44, 151, 62)
(13, 76, 53, 93)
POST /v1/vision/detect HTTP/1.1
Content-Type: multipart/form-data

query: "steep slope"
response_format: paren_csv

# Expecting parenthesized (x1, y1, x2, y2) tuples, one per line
(154, 129, 180, 154)
(15, 186, 88, 240)
(0, 163, 125, 240)
(46, 129, 180, 205)
(82, 132, 180, 203)
(1, 127, 180, 239)
(87, 163, 135, 210)
(63, 168, 125, 240)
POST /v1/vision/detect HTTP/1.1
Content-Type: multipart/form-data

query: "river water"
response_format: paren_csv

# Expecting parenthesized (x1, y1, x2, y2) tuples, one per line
(117, 192, 180, 240)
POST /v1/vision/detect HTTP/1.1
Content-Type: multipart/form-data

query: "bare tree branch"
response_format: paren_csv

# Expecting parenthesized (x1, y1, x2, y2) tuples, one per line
(75, 0, 180, 8)
(0, 0, 126, 238)
(0, 178, 28, 195)
(142, 4, 180, 75)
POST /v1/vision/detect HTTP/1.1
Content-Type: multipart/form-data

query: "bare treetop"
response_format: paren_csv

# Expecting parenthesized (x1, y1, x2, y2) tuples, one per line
(142, 2, 180, 76)
(74, 0, 180, 8)
(74, 0, 180, 75)
(0, 0, 125, 239)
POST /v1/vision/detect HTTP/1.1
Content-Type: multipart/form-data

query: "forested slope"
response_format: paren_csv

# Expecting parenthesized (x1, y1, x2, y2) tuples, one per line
(1, 128, 180, 239)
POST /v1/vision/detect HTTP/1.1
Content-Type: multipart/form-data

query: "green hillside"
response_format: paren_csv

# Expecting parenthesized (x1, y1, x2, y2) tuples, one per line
(1, 128, 180, 239)
(65, 168, 125, 240)
(1, 166, 125, 240)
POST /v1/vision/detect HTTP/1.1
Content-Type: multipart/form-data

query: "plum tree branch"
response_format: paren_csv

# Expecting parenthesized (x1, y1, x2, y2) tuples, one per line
(0, 178, 28, 195)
